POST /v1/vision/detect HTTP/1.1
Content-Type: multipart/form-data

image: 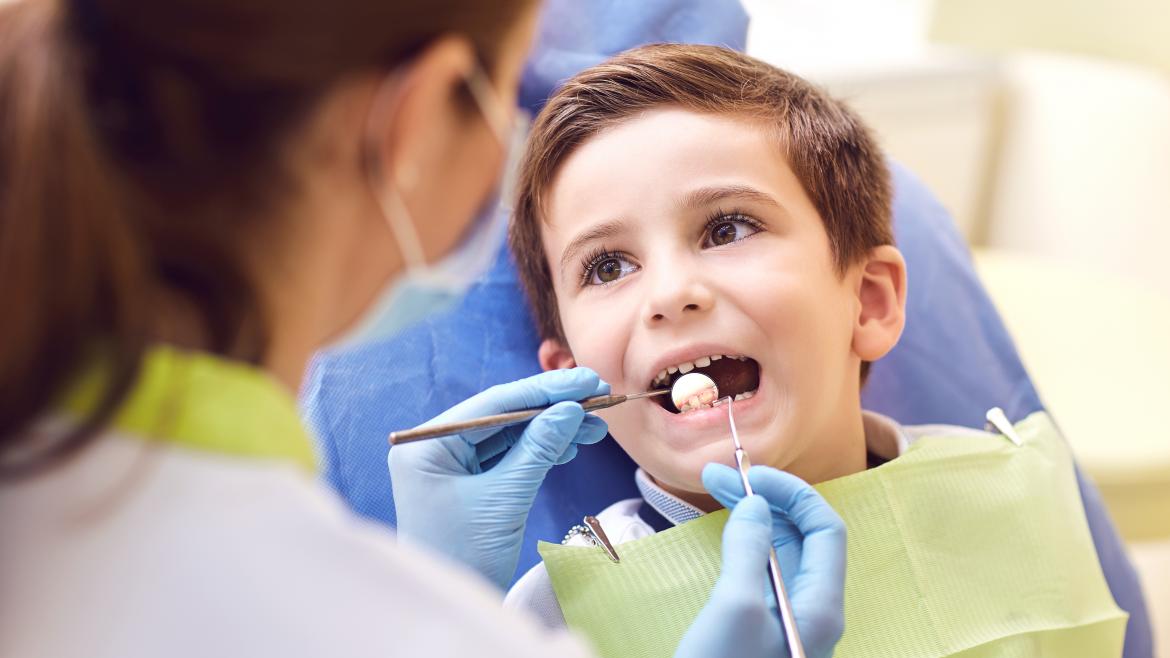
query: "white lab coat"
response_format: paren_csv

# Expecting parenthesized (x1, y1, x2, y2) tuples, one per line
(0, 429, 591, 658)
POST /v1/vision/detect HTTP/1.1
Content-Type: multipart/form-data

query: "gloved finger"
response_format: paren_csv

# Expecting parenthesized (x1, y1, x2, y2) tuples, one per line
(495, 401, 585, 474)
(554, 443, 578, 465)
(702, 463, 803, 540)
(553, 415, 609, 465)
(574, 414, 609, 445)
(704, 462, 803, 584)
(483, 413, 605, 468)
(473, 430, 516, 468)
(741, 466, 831, 562)
(747, 466, 846, 650)
(746, 466, 841, 541)
(675, 496, 781, 658)
(425, 369, 609, 433)
(712, 495, 773, 597)
(702, 462, 750, 509)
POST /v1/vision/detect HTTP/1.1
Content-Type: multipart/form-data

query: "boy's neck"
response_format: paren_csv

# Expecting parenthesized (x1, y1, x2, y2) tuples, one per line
(653, 409, 869, 513)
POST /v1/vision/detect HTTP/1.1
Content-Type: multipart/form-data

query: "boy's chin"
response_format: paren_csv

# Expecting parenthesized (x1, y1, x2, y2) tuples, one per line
(643, 431, 796, 500)
(647, 446, 741, 498)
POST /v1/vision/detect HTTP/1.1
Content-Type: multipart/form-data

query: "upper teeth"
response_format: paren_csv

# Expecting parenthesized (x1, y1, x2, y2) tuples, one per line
(651, 354, 746, 387)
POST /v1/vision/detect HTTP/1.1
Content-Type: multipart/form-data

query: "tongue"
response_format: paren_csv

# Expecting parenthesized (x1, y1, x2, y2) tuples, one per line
(691, 358, 759, 399)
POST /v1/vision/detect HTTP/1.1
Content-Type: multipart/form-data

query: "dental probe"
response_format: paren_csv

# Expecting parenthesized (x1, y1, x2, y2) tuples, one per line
(388, 388, 669, 445)
(671, 371, 806, 654)
(727, 395, 807, 658)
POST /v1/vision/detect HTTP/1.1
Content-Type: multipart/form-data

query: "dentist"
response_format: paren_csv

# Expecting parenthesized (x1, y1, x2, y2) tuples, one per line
(0, 0, 845, 656)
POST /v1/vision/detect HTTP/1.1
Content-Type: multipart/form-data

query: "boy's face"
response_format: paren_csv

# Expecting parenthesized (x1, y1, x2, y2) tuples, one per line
(537, 108, 904, 495)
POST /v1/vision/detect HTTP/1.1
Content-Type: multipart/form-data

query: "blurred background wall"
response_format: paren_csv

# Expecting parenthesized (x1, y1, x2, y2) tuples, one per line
(742, 1, 1170, 653)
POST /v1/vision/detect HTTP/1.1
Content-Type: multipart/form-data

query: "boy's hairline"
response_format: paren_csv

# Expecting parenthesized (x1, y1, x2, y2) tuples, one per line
(531, 105, 790, 229)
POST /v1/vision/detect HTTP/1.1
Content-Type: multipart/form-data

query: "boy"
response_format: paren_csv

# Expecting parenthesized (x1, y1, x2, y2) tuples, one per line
(504, 44, 1125, 656)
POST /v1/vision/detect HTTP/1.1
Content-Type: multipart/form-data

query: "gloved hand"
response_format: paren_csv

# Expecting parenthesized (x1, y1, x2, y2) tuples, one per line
(675, 465, 847, 658)
(388, 368, 609, 590)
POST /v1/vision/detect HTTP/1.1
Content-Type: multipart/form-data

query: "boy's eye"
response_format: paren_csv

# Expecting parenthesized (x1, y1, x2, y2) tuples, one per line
(705, 217, 760, 247)
(584, 253, 637, 286)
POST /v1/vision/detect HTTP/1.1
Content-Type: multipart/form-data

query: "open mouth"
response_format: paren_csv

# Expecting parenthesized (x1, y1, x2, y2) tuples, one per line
(649, 354, 761, 414)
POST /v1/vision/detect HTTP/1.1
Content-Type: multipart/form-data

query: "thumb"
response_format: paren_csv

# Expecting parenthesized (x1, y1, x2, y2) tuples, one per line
(716, 495, 774, 589)
(702, 462, 750, 510)
(495, 401, 584, 474)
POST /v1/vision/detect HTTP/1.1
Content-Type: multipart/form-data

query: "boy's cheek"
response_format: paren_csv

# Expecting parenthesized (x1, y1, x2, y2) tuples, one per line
(595, 405, 642, 444)
(598, 403, 722, 491)
(595, 407, 686, 483)
(562, 323, 634, 391)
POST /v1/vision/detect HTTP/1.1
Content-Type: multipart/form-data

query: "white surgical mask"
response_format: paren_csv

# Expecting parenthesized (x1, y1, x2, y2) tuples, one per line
(328, 61, 524, 350)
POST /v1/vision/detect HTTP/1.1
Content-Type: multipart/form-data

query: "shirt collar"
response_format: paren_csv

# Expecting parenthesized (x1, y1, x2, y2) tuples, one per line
(862, 410, 912, 462)
(634, 411, 911, 528)
(635, 468, 704, 526)
(64, 345, 317, 472)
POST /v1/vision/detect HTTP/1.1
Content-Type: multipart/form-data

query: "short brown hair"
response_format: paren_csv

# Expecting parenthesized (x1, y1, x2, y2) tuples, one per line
(510, 44, 893, 345)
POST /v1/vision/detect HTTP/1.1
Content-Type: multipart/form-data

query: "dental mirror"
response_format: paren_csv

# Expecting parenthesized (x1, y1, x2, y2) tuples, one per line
(671, 372, 719, 412)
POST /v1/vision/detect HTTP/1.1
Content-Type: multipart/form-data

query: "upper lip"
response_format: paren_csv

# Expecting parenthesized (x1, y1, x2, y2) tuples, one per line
(642, 343, 752, 391)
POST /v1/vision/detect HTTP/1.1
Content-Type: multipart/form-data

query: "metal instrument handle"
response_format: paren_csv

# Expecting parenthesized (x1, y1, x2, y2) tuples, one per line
(388, 390, 667, 445)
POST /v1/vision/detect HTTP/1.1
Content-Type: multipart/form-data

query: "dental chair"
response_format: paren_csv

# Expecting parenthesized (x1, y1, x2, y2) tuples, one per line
(299, 2, 1152, 655)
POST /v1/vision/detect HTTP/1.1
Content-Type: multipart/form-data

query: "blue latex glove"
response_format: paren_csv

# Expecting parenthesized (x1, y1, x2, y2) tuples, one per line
(387, 368, 610, 589)
(676, 464, 847, 658)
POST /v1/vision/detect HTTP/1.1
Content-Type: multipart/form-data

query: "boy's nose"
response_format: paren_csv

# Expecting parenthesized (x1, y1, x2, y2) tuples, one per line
(643, 271, 715, 327)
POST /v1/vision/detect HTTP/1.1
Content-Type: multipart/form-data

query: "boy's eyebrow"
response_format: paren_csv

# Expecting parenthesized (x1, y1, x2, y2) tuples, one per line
(557, 186, 782, 272)
(559, 219, 627, 271)
(681, 184, 784, 211)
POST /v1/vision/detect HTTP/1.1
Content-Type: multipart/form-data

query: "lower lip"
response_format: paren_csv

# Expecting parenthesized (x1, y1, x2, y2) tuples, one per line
(650, 377, 766, 431)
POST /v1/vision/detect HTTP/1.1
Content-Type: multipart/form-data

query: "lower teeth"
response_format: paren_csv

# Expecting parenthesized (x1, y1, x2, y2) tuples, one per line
(679, 390, 756, 413)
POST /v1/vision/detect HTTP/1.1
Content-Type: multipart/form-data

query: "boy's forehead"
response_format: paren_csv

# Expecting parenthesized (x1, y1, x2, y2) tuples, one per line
(547, 110, 778, 217)
(541, 108, 810, 244)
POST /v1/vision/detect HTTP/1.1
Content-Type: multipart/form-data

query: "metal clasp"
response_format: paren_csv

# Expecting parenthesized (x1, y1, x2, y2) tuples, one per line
(562, 515, 621, 563)
(985, 407, 1024, 446)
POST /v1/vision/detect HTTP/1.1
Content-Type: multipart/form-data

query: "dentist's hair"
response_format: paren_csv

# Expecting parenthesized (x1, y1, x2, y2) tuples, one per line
(510, 44, 893, 381)
(0, 0, 534, 476)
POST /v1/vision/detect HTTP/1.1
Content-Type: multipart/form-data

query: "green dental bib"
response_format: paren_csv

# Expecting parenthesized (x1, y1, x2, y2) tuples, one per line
(539, 413, 1127, 658)
(63, 345, 317, 471)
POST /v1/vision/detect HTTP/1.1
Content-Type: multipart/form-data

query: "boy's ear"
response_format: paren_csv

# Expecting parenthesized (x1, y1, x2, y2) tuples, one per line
(852, 245, 908, 362)
(538, 338, 577, 371)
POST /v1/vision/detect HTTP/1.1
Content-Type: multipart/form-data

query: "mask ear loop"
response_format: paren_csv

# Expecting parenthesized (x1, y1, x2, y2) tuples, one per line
(462, 59, 527, 209)
(462, 60, 513, 148)
(361, 60, 513, 274)
(362, 72, 428, 272)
